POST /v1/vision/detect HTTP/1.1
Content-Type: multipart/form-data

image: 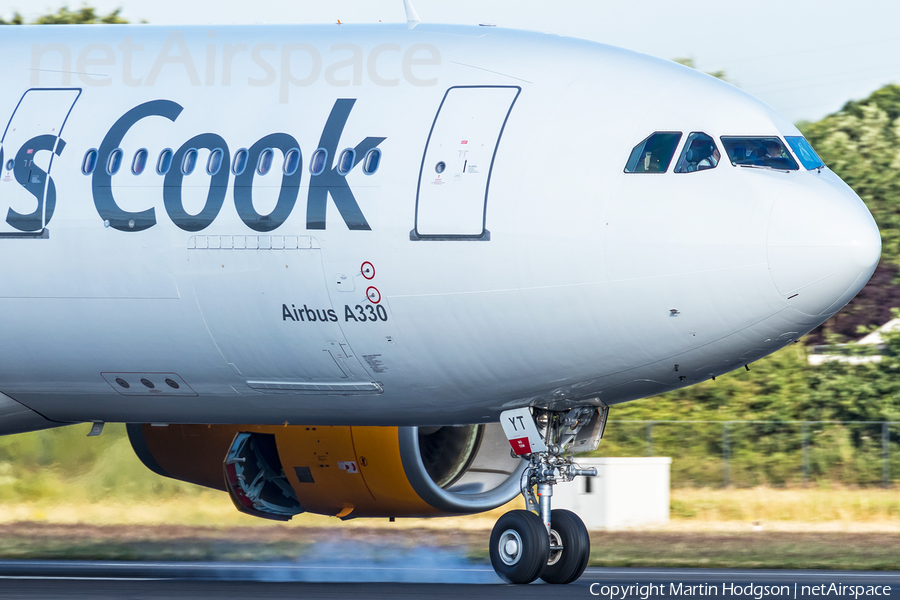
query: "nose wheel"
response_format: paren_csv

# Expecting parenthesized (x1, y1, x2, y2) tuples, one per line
(540, 509, 590, 584)
(489, 510, 549, 584)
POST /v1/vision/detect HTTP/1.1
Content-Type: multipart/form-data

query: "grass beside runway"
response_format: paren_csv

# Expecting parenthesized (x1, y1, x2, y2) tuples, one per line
(669, 487, 900, 525)
(586, 531, 900, 570)
(0, 522, 899, 570)
(3, 485, 900, 531)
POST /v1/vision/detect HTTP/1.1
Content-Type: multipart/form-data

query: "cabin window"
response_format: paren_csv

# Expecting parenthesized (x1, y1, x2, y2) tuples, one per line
(157, 149, 173, 175)
(674, 133, 720, 173)
(785, 136, 825, 170)
(337, 149, 355, 175)
(720, 137, 799, 170)
(283, 148, 301, 176)
(310, 148, 328, 176)
(107, 148, 123, 175)
(207, 148, 224, 176)
(362, 148, 381, 175)
(131, 149, 149, 175)
(232, 148, 249, 175)
(181, 149, 198, 175)
(4, 159, 13, 172)
(624, 132, 682, 173)
(82, 149, 98, 175)
(257, 148, 274, 175)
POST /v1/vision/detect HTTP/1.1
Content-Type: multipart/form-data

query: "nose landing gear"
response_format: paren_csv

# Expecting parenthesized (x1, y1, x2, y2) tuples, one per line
(491, 405, 606, 584)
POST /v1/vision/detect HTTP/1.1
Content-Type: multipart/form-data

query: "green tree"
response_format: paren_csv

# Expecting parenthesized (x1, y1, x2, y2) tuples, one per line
(673, 57, 728, 82)
(593, 337, 900, 486)
(0, 13, 24, 24)
(800, 85, 900, 343)
(803, 85, 900, 270)
(0, 6, 127, 25)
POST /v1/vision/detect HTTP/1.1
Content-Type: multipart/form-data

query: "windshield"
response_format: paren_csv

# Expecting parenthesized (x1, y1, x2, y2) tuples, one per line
(785, 136, 825, 170)
(720, 137, 799, 170)
(624, 132, 682, 173)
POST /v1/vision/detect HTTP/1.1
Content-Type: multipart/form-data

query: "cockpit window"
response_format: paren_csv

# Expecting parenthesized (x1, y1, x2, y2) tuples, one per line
(785, 136, 825, 170)
(624, 132, 682, 173)
(674, 132, 720, 173)
(720, 137, 799, 170)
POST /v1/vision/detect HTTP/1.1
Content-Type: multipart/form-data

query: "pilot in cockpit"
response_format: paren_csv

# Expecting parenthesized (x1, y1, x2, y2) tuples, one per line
(761, 140, 792, 169)
(764, 141, 780, 158)
(677, 136, 718, 173)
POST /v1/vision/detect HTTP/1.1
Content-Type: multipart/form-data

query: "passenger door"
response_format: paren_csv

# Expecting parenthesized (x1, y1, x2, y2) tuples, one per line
(413, 86, 520, 240)
(0, 88, 81, 237)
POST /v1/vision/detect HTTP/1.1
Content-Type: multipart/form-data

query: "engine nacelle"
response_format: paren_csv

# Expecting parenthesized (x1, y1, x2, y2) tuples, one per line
(127, 423, 525, 520)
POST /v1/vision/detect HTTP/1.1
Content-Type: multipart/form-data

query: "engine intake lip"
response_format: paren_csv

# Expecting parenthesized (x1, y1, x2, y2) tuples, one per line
(398, 425, 527, 514)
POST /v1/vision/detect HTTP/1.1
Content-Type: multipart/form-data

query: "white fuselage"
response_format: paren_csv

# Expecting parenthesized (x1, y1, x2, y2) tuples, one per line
(0, 24, 880, 428)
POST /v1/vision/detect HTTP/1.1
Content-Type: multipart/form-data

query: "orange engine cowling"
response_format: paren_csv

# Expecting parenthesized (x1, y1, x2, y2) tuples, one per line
(126, 423, 525, 520)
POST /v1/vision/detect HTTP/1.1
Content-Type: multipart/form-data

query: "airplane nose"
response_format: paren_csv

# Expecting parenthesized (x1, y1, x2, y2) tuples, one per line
(767, 178, 881, 317)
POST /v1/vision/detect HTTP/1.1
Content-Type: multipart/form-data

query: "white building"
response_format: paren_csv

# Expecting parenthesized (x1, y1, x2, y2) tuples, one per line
(807, 318, 899, 365)
(552, 457, 671, 530)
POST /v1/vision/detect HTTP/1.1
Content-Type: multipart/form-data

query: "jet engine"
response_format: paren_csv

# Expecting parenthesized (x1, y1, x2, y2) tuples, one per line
(126, 422, 525, 520)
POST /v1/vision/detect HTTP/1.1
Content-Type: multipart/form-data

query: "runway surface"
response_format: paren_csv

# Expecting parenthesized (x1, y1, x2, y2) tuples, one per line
(0, 561, 898, 599)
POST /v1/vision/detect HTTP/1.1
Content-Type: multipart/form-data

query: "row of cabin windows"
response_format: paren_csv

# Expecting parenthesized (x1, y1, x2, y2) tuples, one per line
(79, 147, 382, 178)
(624, 132, 824, 174)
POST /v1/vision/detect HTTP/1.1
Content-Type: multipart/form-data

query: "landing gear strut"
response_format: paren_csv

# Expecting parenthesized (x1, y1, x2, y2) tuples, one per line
(490, 405, 606, 584)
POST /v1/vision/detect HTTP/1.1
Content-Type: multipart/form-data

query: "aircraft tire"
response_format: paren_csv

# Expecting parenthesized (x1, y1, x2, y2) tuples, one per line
(489, 510, 550, 584)
(540, 509, 590, 584)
